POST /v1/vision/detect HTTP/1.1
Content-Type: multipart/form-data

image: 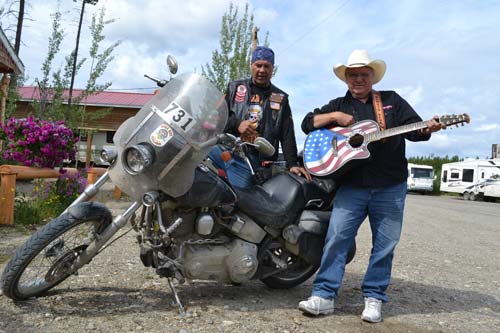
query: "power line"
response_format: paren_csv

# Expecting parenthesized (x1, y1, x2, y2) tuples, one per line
(280, 0, 352, 53)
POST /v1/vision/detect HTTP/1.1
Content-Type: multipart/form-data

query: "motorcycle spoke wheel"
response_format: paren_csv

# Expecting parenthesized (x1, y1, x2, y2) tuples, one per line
(16, 223, 97, 296)
(1, 202, 112, 300)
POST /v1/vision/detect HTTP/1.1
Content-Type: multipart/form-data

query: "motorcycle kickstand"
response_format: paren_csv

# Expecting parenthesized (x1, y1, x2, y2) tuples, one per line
(167, 278, 190, 317)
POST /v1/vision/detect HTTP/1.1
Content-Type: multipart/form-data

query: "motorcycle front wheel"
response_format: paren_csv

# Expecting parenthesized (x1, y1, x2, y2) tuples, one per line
(1, 202, 112, 300)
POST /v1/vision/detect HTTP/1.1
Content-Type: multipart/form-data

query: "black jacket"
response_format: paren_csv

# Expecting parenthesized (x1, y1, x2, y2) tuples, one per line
(225, 78, 299, 168)
(301, 90, 430, 187)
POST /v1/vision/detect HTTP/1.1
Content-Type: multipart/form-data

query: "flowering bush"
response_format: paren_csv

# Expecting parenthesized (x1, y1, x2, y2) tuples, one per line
(28, 168, 88, 221)
(0, 116, 79, 168)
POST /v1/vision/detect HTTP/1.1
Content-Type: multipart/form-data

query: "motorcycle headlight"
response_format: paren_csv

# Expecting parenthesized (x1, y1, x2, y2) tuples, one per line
(100, 148, 117, 164)
(123, 144, 155, 175)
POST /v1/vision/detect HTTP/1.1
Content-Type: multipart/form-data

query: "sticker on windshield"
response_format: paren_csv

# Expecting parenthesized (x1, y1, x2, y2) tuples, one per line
(150, 124, 174, 147)
(161, 101, 196, 132)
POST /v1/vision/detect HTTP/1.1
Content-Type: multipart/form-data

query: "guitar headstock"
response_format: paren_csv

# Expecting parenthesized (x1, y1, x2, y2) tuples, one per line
(439, 113, 470, 128)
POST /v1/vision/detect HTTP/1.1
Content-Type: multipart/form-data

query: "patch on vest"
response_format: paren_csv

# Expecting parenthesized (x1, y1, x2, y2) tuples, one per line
(235, 84, 247, 103)
(270, 92, 284, 110)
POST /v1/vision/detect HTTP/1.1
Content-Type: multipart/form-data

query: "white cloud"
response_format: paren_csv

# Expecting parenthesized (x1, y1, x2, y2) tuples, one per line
(473, 124, 499, 132)
(394, 86, 424, 107)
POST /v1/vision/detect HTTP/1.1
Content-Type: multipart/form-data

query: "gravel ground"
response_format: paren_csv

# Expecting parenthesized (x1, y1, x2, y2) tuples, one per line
(0, 194, 499, 333)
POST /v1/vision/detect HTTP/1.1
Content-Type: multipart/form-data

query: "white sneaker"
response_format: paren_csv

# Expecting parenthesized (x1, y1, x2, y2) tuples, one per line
(361, 297, 382, 323)
(298, 296, 334, 316)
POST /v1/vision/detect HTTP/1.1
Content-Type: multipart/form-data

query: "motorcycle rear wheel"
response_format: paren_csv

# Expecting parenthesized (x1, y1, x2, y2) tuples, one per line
(1, 202, 112, 300)
(259, 239, 318, 289)
(259, 239, 356, 289)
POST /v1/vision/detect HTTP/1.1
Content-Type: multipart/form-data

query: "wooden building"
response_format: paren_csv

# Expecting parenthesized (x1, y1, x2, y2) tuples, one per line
(15, 87, 154, 164)
(0, 27, 24, 124)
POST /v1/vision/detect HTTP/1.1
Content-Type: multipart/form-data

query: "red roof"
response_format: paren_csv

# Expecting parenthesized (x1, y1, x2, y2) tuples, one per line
(18, 86, 154, 108)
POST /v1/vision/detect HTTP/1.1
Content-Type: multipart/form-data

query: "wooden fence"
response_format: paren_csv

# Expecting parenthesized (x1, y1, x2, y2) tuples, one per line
(0, 165, 119, 225)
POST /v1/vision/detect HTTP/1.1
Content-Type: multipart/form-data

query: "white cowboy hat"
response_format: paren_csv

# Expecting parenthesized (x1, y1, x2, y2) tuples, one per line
(333, 49, 387, 84)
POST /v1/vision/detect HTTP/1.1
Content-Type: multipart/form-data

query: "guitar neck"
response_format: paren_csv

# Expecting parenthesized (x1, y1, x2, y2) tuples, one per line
(367, 121, 427, 142)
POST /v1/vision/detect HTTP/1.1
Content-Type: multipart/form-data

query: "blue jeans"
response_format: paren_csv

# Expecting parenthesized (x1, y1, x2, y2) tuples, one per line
(311, 182, 407, 302)
(208, 145, 257, 188)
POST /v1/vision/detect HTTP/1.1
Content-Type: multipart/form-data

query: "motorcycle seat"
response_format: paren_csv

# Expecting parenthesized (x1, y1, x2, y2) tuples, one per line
(234, 173, 306, 228)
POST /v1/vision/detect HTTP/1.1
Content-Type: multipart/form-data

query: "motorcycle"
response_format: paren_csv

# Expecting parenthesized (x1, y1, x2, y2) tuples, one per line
(1, 57, 355, 313)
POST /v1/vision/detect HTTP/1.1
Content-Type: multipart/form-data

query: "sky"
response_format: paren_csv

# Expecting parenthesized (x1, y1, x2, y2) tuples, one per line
(1, 0, 499, 159)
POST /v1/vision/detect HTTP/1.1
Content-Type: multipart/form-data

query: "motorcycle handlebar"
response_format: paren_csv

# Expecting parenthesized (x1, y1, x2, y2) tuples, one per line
(144, 74, 168, 87)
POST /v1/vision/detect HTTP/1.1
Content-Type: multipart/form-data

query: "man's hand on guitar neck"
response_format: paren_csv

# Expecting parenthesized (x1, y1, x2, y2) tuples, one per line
(313, 111, 354, 128)
(420, 115, 446, 135)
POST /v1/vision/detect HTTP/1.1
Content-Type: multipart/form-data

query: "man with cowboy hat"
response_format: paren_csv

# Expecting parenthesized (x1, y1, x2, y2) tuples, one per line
(298, 49, 444, 322)
(209, 46, 310, 188)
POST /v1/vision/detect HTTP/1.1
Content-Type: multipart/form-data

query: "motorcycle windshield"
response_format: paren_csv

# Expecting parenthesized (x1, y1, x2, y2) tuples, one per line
(109, 73, 228, 199)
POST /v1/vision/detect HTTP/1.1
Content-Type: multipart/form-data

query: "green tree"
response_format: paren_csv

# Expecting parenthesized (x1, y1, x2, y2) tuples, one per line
(29, 6, 119, 128)
(33, 9, 66, 119)
(72, 7, 120, 127)
(202, 2, 270, 92)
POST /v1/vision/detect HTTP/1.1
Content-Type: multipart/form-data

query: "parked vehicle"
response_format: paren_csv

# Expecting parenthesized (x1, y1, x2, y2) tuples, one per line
(481, 178, 500, 201)
(440, 159, 500, 200)
(0, 61, 355, 314)
(407, 163, 434, 193)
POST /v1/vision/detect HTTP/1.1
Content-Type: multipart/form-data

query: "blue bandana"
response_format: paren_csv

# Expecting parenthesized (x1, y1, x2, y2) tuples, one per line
(251, 46, 275, 65)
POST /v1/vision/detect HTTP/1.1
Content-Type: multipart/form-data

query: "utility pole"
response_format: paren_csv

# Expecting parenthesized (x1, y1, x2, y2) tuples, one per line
(67, 0, 98, 114)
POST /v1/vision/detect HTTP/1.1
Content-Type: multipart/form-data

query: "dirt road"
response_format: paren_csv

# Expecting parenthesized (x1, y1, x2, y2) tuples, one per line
(1, 195, 499, 332)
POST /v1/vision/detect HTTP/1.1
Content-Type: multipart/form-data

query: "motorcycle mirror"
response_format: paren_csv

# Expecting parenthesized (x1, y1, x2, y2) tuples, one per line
(253, 137, 275, 157)
(166, 55, 178, 75)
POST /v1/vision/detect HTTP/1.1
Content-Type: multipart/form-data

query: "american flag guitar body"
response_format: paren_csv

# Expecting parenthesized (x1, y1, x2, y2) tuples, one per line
(303, 114, 470, 177)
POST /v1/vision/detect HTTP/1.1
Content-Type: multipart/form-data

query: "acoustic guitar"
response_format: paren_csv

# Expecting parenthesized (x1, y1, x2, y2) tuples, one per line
(303, 114, 470, 177)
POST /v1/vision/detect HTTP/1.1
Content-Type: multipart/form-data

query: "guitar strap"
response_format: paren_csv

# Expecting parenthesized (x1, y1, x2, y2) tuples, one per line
(372, 90, 386, 131)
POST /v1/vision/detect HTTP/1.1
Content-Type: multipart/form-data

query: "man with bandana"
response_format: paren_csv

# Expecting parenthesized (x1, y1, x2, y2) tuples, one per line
(209, 46, 311, 188)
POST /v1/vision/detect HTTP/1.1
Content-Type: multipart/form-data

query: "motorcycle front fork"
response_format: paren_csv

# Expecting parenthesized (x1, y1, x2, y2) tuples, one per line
(63, 171, 142, 273)
(66, 175, 188, 315)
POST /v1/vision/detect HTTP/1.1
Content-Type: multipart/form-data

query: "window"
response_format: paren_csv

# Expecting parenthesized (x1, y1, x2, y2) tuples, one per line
(106, 131, 116, 144)
(463, 169, 474, 182)
(450, 172, 460, 179)
(442, 170, 448, 182)
(78, 130, 88, 141)
(411, 167, 433, 178)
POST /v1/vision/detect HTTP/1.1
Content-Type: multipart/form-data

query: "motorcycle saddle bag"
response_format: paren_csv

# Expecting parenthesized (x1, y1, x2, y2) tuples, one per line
(234, 173, 306, 228)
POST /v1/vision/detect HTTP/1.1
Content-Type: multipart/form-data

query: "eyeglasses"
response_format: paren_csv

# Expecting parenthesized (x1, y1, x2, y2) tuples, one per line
(346, 72, 371, 80)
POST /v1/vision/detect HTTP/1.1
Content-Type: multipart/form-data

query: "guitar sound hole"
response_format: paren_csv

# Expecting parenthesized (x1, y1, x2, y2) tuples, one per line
(349, 134, 364, 148)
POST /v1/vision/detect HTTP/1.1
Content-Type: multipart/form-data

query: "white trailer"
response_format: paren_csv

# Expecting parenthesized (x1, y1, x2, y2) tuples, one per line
(482, 179, 500, 201)
(407, 163, 434, 193)
(440, 159, 500, 200)
(76, 130, 116, 165)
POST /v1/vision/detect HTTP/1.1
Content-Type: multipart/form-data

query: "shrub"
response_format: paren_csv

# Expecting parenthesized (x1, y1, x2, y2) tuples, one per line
(13, 193, 44, 227)
(15, 169, 88, 225)
(0, 116, 79, 168)
(38, 169, 87, 218)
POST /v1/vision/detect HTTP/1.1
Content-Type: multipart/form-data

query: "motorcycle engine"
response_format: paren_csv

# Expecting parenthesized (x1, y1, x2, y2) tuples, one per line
(182, 239, 258, 283)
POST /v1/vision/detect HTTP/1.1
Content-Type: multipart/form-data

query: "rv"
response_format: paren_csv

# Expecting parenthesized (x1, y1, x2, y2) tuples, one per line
(76, 130, 116, 165)
(482, 178, 500, 201)
(440, 159, 500, 200)
(407, 163, 434, 193)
